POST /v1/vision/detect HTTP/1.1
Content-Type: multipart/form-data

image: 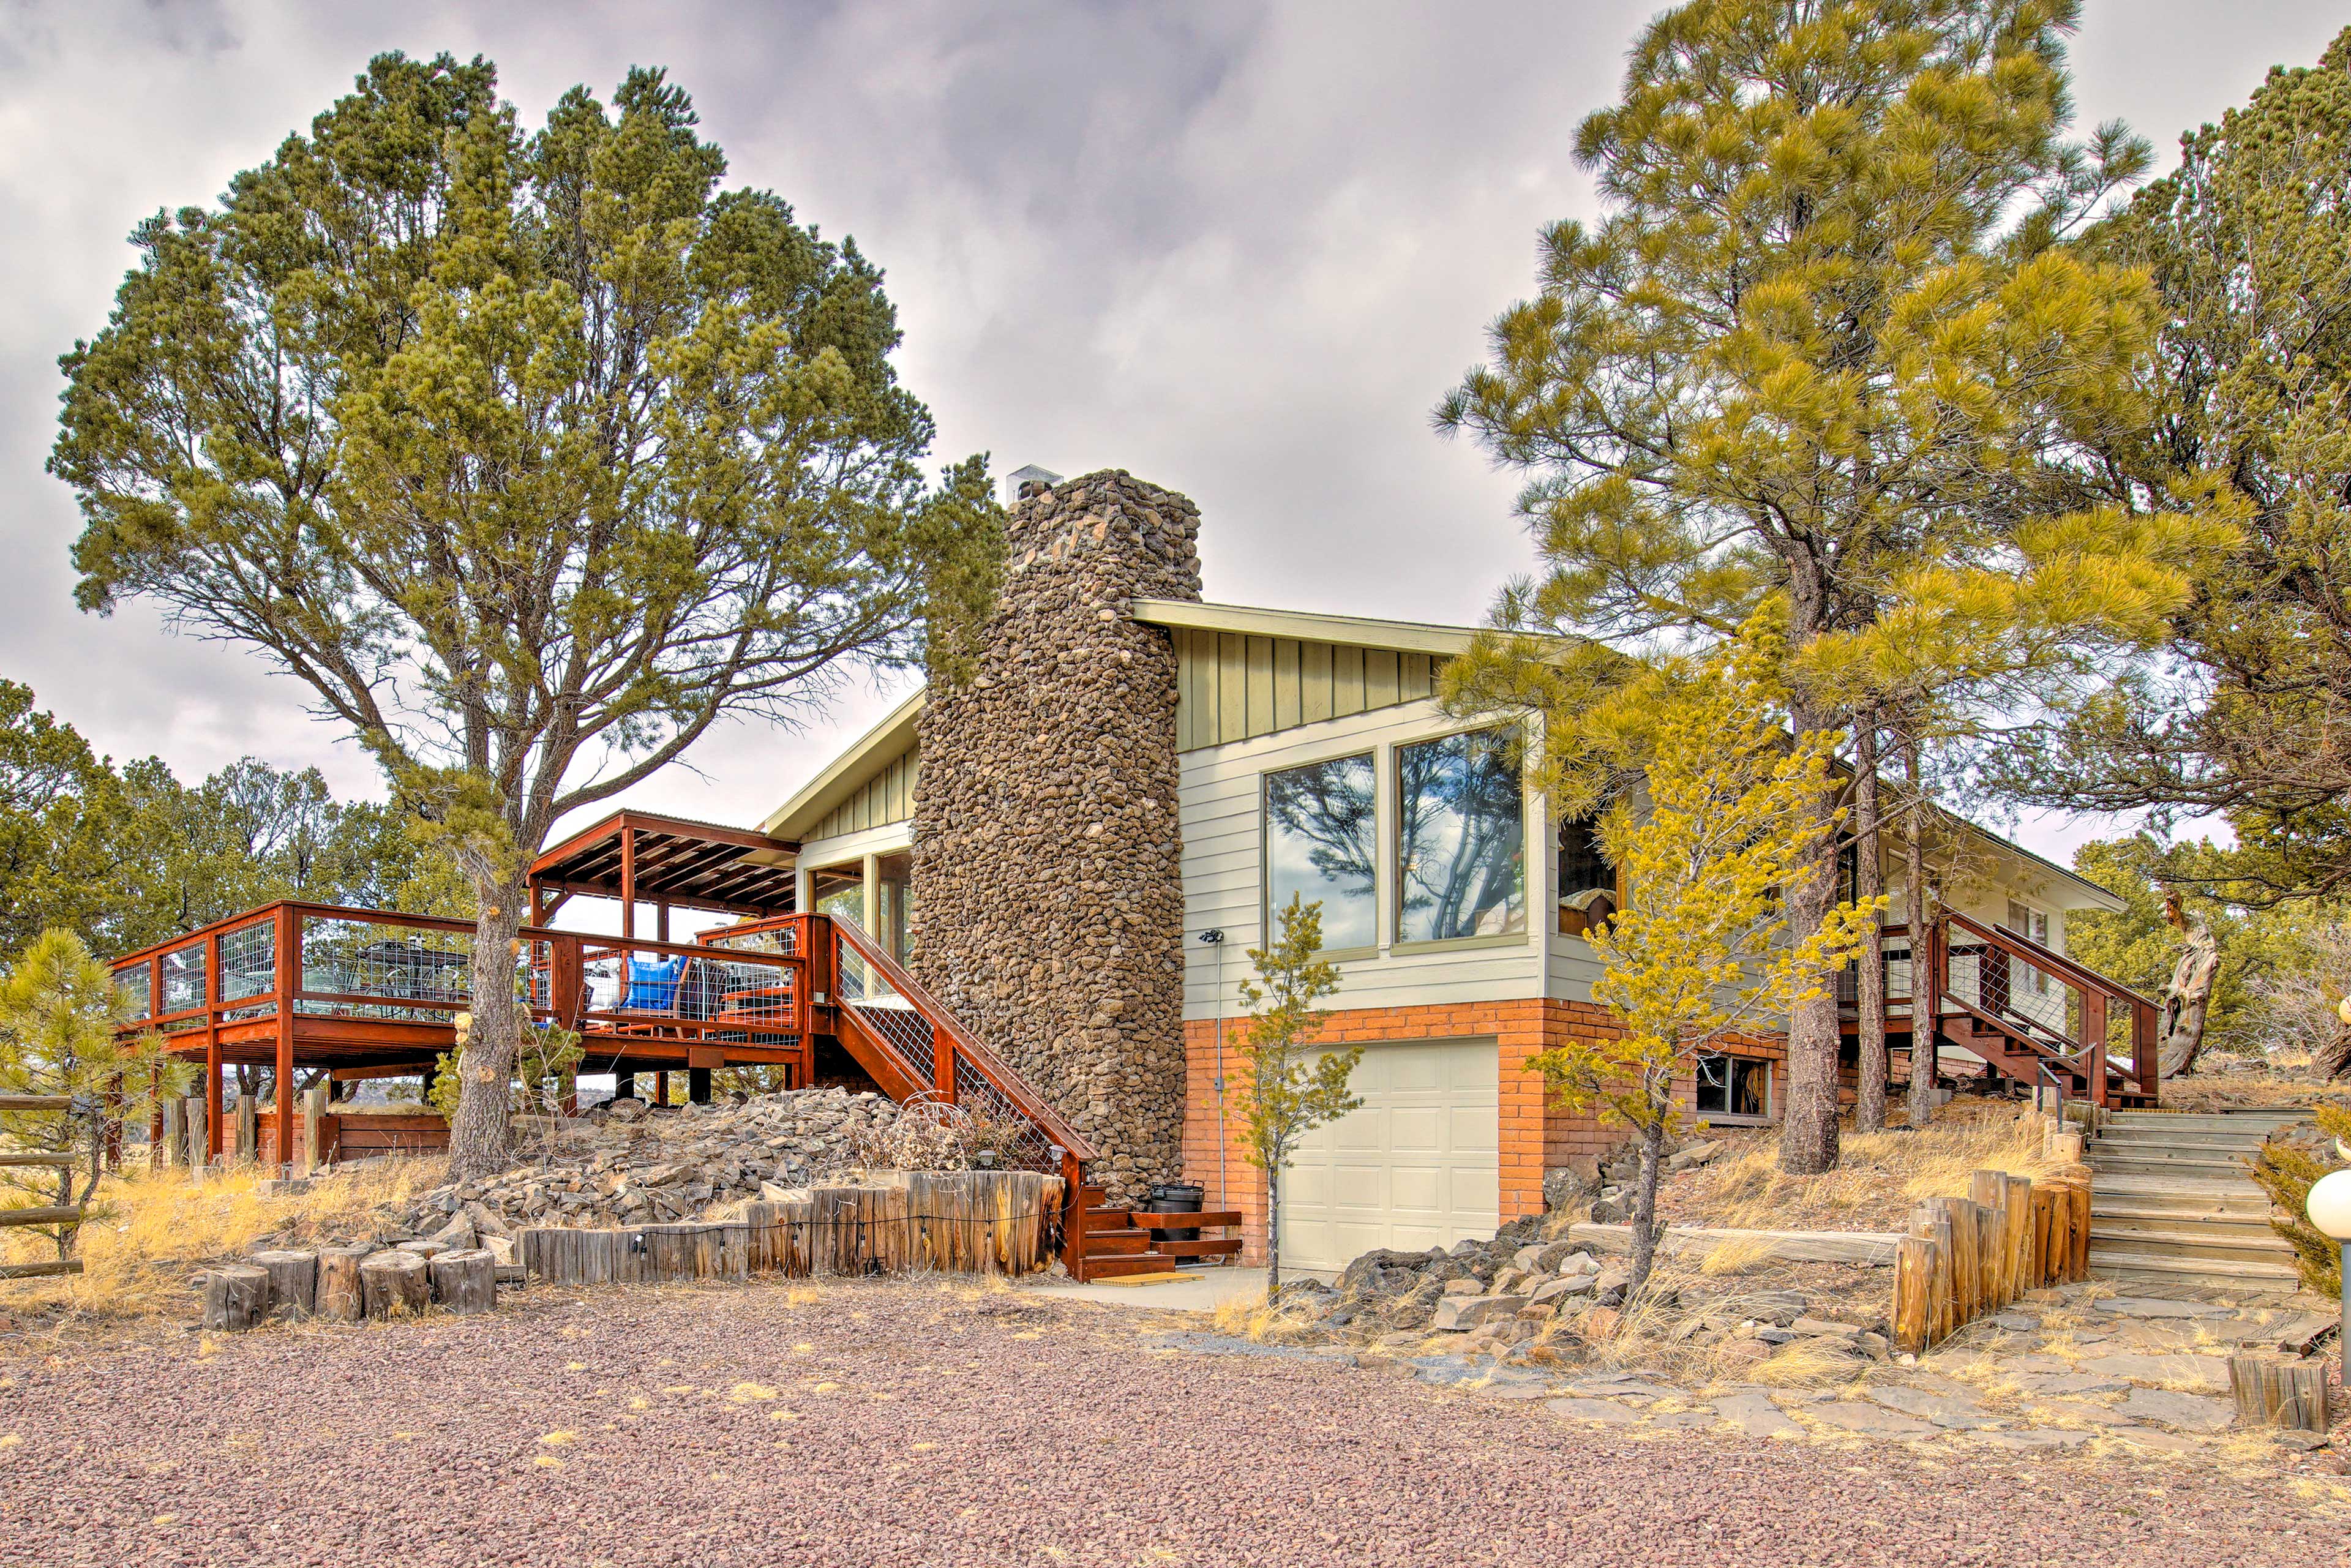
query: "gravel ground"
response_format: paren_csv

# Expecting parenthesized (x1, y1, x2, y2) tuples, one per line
(1, 1278, 2341, 1567)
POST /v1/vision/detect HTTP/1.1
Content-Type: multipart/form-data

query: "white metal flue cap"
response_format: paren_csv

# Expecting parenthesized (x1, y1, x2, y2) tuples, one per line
(1003, 463, 1062, 506)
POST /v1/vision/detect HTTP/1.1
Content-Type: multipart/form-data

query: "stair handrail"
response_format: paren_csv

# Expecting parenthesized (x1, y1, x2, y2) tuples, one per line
(822, 915, 1098, 1164)
(1942, 910, 2158, 1013)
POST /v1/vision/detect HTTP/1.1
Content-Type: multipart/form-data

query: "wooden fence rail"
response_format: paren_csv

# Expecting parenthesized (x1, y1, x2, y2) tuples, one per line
(0, 1093, 86, 1283)
(1892, 1167, 2091, 1354)
(520, 1171, 1062, 1288)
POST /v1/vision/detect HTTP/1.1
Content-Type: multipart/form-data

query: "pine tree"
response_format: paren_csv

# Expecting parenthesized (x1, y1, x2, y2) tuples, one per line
(1440, 0, 2216, 1171)
(1998, 28, 2351, 908)
(51, 56, 1001, 1177)
(0, 930, 190, 1259)
(1533, 617, 1878, 1293)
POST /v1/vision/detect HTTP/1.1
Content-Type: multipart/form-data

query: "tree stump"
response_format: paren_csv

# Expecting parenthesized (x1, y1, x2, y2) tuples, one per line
(430, 1249, 496, 1315)
(2230, 1355, 2332, 1431)
(201, 1264, 269, 1332)
(359, 1249, 431, 1319)
(315, 1245, 369, 1321)
(250, 1249, 318, 1318)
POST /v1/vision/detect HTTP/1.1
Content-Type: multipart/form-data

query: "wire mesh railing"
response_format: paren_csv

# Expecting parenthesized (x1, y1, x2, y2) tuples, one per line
(114, 958, 151, 1023)
(572, 940, 804, 1044)
(298, 913, 473, 1022)
(219, 916, 278, 1021)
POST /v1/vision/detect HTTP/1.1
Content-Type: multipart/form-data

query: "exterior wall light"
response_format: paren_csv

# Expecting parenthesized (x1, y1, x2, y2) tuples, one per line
(2304, 1167, 2351, 1385)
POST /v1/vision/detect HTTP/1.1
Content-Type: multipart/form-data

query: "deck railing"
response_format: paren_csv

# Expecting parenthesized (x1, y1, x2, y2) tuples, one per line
(107, 902, 817, 1059)
(1832, 912, 2160, 1106)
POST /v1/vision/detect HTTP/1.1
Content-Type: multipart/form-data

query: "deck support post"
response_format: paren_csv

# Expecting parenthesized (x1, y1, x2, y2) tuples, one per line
(688, 1067, 711, 1105)
(654, 1070, 668, 1107)
(615, 1072, 636, 1103)
(272, 909, 297, 1173)
(204, 1043, 223, 1165)
(620, 828, 637, 942)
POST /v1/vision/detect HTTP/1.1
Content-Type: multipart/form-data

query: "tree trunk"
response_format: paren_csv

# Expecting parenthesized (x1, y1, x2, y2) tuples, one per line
(2319, 999, 2351, 1079)
(447, 873, 528, 1180)
(2157, 895, 2221, 1078)
(1777, 697, 1845, 1176)
(1903, 731, 1935, 1129)
(1853, 716, 1888, 1135)
(1265, 1160, 1281, 1299)
(1626, 1118, 1667, 1294)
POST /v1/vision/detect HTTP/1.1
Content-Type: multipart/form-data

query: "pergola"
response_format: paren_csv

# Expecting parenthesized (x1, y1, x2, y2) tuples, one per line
(528, 811, 801, 934)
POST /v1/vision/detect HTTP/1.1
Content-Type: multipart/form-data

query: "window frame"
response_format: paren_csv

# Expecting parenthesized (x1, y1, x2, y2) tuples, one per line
(1259, 748, 1381, 962)
(1692, 1051, 1774, 1123)
(1389, 722, 1531, 955)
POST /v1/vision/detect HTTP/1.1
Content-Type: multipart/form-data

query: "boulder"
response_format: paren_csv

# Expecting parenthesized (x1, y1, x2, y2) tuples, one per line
(1431, 1294, 1529, 1332)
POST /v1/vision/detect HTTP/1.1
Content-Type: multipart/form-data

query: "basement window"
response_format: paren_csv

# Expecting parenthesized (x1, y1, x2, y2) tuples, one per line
(1694, 1053, 1769, 1120)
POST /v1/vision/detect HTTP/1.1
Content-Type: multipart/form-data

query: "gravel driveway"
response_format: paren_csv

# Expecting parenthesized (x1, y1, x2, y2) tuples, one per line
(1, 1278, 2338, 1567)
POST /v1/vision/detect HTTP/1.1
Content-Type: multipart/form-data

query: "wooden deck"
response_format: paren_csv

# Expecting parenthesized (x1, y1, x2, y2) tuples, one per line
(110, 901, 1103, 1270)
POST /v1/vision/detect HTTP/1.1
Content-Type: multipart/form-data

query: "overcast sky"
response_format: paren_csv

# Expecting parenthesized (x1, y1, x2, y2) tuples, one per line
(1, 0, 2339, 866)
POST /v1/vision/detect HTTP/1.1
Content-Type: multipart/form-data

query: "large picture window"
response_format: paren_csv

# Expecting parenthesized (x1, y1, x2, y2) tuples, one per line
(1263, 753, 1378, 953)
(1395, 729, 1525, 945)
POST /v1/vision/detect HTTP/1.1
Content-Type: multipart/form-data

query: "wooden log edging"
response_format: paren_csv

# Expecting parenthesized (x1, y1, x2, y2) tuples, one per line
(519, 1171, 1063, 1288)
(1892, 1167, 2092, 1356)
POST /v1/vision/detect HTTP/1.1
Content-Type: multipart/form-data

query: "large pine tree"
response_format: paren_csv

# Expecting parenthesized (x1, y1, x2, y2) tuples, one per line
(1440, 0, 2208, 1171)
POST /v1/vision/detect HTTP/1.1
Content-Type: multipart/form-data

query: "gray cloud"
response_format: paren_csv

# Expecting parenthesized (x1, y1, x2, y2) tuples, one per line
(0, 0, 2339, 861)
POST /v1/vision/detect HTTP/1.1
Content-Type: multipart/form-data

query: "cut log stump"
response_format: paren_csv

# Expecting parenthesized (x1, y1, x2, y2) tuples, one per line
(250, 1249, 318, 1319)
(2230, 1356, 2331, 1432)
(201, 1264, 269, 1332)
(430, 1249, 496, 1315)
(316, 1245, 369, 1322)
(359, 1249, 431, 1319)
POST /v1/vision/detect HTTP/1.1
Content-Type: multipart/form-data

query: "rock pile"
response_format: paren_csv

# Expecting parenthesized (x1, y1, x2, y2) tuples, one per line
(1311, 1210, 1891, 1367)
(384, 1088, 904, 1242)
(1587, 1137, 1724, 1223)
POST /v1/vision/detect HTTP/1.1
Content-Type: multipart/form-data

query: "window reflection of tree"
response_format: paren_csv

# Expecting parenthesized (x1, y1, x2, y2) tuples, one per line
(1264, 755, 1376, 946)
(1398, 730, 1524, 942)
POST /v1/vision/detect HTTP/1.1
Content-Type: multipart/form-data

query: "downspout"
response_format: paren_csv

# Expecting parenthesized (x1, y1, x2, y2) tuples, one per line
(1201, 928, 1228, 1214)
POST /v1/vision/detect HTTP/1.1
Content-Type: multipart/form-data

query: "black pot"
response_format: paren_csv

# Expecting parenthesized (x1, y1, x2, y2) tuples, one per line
(1145, 1180, 1205, 1244)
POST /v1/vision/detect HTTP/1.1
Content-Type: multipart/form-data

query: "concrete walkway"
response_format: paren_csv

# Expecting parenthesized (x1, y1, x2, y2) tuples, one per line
(1020, 1264, 1278, 1311)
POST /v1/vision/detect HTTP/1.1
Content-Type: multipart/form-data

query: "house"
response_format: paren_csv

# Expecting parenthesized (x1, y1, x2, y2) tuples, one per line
(760, 468, 2139, 1273)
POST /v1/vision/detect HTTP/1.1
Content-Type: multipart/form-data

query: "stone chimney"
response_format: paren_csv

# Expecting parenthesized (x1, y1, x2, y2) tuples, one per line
(910, 470, 1202, 1204)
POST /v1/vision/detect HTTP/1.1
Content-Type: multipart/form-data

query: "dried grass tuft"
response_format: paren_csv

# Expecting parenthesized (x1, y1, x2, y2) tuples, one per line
(1, 1157, 444, 1320)
(1662, 1102, 2055, 1234)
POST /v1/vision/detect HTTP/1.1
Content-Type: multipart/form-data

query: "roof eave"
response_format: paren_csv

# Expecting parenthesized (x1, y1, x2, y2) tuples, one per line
(761, 690, 927, 841)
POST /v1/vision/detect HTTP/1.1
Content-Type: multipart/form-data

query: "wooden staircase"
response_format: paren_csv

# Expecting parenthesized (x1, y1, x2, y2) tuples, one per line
(1854, 911, 2162, 1109)
(1068, 1185, 1244, 1281)
(2085, 1109, 2309, 1296)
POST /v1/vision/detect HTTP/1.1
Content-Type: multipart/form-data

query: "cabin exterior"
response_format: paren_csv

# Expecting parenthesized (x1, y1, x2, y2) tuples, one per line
(760, 469, 2138, 1274)
(111, 465, 2150, 1282)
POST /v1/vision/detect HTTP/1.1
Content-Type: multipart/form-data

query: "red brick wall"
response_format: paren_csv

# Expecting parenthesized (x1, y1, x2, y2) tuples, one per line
(1181, 998, 1692, 1266)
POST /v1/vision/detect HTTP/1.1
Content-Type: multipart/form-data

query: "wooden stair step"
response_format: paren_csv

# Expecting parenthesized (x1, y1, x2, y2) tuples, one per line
(1127, 1210, 1244, 1230)
(1150, 1236, 1244, 1258)
(1078, 1229, 1155, 1257)
(1080, 1253, 1193, 1280)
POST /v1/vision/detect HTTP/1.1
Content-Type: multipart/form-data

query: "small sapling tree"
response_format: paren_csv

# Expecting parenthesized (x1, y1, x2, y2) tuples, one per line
(1236, 893, 1355, 1297)
(0, 929, 189, 1261)
(1532, 621, 1878, 1296)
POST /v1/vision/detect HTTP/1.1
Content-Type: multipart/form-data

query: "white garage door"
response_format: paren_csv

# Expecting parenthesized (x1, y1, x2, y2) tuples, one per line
(1277, 1037, 1500, 1273)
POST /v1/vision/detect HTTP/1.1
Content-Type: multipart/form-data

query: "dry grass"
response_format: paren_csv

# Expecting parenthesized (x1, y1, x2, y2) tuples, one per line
(1656, 1101, 2059, 1234)
(0, 1157, 444, 1321)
